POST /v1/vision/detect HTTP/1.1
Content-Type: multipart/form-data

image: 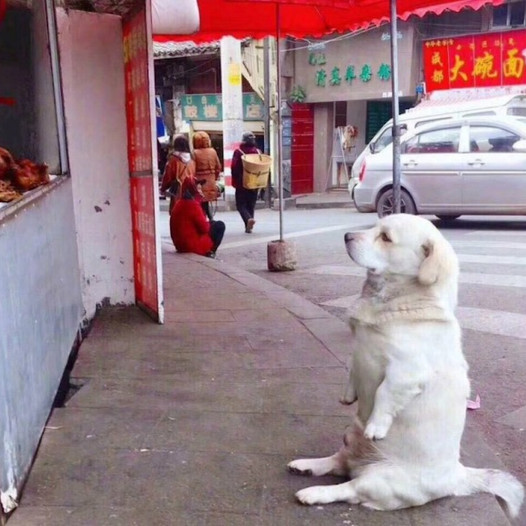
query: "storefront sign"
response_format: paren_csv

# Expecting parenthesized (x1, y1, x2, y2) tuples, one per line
(308, 51, 392, 87)
(182, 93, 264, 121)
(123, 9, 160, 319)
(424, 29, 526, 91)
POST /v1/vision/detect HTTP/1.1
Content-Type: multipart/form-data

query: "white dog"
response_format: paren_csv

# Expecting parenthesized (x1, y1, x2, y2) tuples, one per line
(288, 214, 524, 518)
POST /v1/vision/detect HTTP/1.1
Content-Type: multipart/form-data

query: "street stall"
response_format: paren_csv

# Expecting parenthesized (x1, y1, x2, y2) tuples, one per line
(0, 0, 195, 517)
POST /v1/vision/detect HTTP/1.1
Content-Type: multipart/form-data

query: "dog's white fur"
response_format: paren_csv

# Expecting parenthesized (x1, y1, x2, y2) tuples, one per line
(288, 214, 524, 518)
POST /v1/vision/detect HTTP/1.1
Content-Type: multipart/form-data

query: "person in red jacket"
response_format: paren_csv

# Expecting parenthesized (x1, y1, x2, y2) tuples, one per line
(231, 131, 260, 233)
(170, 177, 225, 258)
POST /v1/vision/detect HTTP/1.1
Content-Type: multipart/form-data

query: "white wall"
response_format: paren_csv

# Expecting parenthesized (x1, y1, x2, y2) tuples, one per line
(57, 9, 135, 319)
(0, 180, 83, 513)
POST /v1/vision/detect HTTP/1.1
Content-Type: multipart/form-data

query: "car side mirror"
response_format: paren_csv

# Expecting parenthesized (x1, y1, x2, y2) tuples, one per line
(512, 139, 526, 152)
(369, 141, 375, 153)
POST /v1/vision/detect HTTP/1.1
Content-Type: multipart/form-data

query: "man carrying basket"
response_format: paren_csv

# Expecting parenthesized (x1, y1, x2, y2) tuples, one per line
(231, 131, 261, 233)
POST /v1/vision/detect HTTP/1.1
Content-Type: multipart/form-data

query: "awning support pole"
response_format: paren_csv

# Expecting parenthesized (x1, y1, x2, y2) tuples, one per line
(276, 3, 284, 241)
(263, 37, 272, 208)
(390, 0, 401, 214)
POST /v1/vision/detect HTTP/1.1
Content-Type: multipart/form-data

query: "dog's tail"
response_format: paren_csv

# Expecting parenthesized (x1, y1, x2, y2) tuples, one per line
(455, 467, 524, 519)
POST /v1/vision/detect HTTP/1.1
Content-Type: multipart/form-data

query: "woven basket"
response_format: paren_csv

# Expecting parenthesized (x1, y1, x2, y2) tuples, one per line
(242, 153, 272, 189)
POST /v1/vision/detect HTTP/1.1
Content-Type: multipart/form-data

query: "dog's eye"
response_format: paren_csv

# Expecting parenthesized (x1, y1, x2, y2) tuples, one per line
(380, 232, 391, 243)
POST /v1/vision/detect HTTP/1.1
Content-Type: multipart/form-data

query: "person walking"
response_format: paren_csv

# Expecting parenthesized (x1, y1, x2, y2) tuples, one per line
(160, 135, 195, 214)
(170, 177, 225, 259)
(192, 131, 222, 221)
(231, 131, 260, 233)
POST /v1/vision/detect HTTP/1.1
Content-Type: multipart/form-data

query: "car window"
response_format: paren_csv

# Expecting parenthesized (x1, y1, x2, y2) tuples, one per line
(373, 126, 394, 153)
(402, 127, 461, 154)
(507, 107, 526, 117)
(468, 126, 521, 153)
(462, 110, 497, 117)
(414, 116, 452, 128)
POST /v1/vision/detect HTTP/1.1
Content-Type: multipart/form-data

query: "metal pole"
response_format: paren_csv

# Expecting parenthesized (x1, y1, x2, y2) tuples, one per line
(263, 37, 272, 208)
(276, 4, 284, 240)
(390, 0, 401, 214)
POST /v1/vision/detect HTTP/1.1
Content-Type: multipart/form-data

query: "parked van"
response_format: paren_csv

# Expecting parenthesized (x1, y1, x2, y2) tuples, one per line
(348, 93, 526, 195)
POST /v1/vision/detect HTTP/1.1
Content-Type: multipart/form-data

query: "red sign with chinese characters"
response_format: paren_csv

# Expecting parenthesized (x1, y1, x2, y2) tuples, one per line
(123, 10, 152, 173)
(123, 9, 160, 319)
(130, 177, 159, 314)
(424, 29, 526, 91)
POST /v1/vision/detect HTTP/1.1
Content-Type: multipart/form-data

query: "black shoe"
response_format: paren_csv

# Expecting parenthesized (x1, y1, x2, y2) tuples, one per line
(205, 251, 216, 259)
(245, 218, 255, 233)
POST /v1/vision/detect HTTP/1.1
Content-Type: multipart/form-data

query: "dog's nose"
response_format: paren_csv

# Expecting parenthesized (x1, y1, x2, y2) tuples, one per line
(344, 232, 354, 243)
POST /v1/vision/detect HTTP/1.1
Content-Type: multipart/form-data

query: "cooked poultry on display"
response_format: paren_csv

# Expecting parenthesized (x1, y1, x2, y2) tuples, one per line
(0, 146, 50, 202)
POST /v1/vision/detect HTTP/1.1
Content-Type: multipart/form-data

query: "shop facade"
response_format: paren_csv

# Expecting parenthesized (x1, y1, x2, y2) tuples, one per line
(289, 22, 420, 192)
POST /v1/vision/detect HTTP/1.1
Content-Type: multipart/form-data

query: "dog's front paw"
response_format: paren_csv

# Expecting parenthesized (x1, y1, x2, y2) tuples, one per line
(296, 486, 330, 505)
(364, 414, 392, 440)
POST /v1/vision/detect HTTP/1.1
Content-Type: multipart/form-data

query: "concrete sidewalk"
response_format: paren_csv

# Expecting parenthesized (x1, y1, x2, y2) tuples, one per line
(9, 251, 512, 525)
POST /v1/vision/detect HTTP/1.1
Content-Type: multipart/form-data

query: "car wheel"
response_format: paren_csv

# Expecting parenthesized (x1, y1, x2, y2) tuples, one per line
(376, 188, 416, 218)
(436, 215, 461, 221)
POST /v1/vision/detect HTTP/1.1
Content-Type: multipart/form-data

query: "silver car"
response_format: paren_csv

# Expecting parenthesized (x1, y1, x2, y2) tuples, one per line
(353, 116, 526, 219)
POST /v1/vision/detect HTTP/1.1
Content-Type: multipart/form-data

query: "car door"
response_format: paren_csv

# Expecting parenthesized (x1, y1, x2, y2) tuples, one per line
(461, 125, 526, 212)
(400, 125, 463, 213)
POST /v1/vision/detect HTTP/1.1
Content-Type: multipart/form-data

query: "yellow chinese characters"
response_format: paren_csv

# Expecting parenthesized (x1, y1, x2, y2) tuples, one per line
(450, 55, 468, 82)
(431, 51, 444, 67)
(473, 51, 498, 80)
(503, 48, 525, 79)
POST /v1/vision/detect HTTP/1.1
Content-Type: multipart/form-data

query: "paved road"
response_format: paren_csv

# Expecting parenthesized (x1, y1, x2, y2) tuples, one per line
(160, 208, 526, 524)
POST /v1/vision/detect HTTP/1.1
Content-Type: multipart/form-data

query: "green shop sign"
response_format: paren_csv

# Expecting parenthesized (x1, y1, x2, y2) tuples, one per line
(182, 93, 264, 122)
(308, 52, 392, 88)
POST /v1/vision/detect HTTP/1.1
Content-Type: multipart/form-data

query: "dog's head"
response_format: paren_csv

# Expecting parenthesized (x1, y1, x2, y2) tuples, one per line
(344, 214, 458, 286)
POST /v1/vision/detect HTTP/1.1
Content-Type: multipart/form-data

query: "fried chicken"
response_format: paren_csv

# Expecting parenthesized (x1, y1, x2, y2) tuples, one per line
(0, 147, 50, 192)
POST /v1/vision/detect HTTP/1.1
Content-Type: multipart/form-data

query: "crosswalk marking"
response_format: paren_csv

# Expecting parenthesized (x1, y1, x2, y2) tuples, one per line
(465, 230, 526, 237)
(450, 240, 526, 250)
(321, 294, 526, 340)
(308, 230, 526, 341)
(304, 265, 526, 289)
(458, 254, 526, 266)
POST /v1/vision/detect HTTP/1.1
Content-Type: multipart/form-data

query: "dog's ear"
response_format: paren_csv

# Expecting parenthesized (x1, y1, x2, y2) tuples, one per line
(418, 237, 457, 285)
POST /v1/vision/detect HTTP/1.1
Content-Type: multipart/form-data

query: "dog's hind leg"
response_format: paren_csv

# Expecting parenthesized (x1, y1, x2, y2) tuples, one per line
(296, 465, 428, 510)
(296, 480, 360, 505)
(288, 449, 348, 477)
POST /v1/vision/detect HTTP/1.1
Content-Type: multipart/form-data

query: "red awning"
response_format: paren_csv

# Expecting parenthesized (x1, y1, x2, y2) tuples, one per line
(153, 0, 502, 42)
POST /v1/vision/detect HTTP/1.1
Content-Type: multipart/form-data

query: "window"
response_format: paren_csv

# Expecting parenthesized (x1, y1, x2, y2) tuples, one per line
(373, 126, 393, 153)
(469, 126, 520, 152)
(414, 116, 452, 128)
(462, 111, 497, 118)
(492, 0, 526, 27)
(335, 101, 347, 128)
(507, 107, 526, 116)
(402, 127, 461, 154)
(0, 1, 64, 174)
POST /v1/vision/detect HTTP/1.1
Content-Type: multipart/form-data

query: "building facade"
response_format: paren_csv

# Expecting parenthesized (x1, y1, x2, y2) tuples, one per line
(287, 1, 526, 193)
